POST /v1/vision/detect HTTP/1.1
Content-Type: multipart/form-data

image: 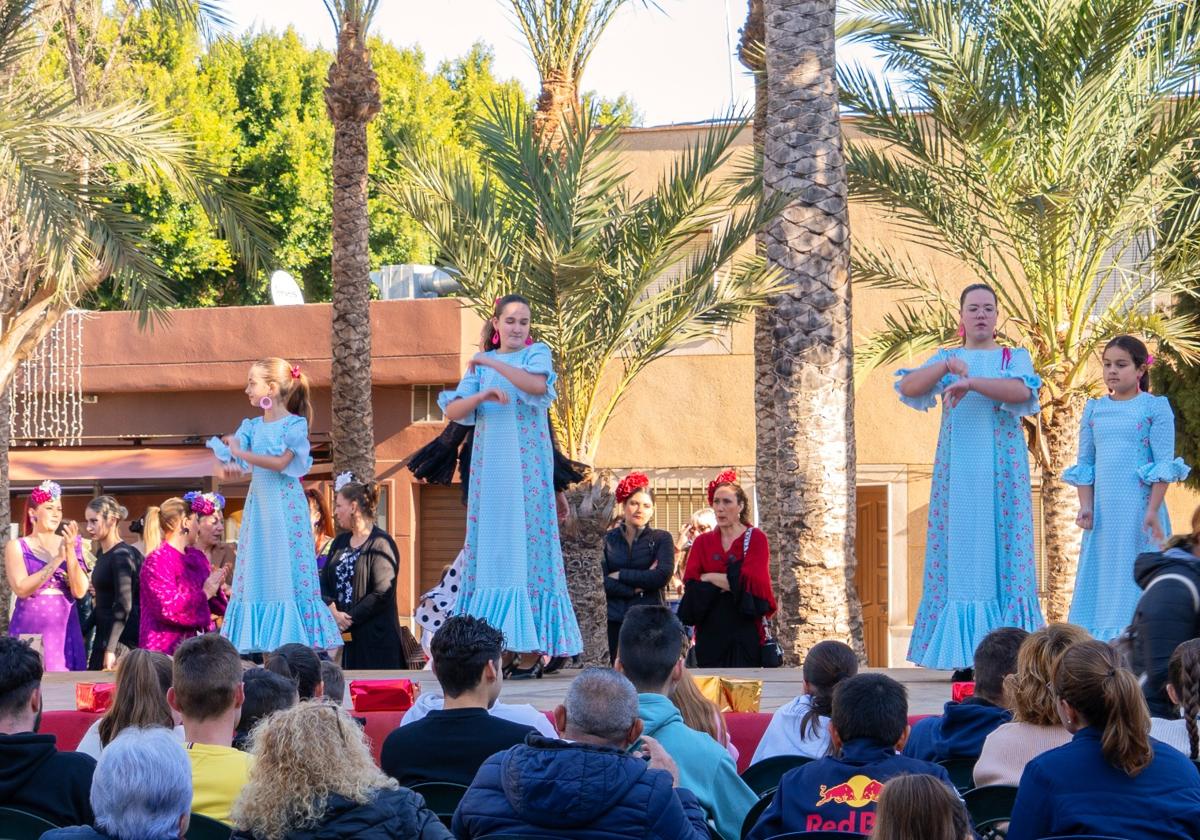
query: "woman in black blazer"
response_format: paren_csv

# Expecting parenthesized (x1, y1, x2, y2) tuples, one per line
(602, 472, 675, 662)
(321, 477, 404, 669)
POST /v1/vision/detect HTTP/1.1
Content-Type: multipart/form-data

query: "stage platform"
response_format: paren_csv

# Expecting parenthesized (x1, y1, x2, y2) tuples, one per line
(42, 666, 955, 715)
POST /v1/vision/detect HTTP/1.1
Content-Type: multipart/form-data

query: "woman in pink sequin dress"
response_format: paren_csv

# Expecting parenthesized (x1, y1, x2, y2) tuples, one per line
(138, 495, 228, 655)
(5, 481, 89, 671)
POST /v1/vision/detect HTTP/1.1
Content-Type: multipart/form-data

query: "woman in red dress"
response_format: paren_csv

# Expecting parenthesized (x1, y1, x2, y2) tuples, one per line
(677, 469, 777, 667)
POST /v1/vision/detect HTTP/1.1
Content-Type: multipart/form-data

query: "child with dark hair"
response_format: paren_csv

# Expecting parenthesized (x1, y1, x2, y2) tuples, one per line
(1150, 638, 1200, 759)
(905, 626, 1027, 761)
(1065, 335, 1189, 641)
(233, 669, 298, 751)
(264, 643, 324, 700)
(745, 674, 954, 840)
(753, 640, 858, 762)
(1007, 640, 1200, 840)
(319, 659, 346, 705)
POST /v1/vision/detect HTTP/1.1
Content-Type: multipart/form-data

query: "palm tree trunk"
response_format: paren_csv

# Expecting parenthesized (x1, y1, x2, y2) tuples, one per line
(0, 389, 10, 634)
(560, 476, 614, 666)
(325, 20, 381, 482)
(738, 0, 767, 153)
(762, 0, 864, 661)
(1041, 398, 1085, 623)
(532, 69, 578, 149)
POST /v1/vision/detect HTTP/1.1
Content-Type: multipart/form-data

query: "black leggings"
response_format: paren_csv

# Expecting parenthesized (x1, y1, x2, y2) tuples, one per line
(607, 620, 622, 664)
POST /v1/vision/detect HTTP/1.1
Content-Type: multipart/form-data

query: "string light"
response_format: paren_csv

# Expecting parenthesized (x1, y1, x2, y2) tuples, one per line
(9, 309, 84, 446)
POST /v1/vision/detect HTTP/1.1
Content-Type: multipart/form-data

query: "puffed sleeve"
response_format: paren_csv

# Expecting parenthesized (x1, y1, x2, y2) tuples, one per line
(998, 347, 1042, 417)
(894, 348, 953, 411)
(206, 418, 253, 471)
(275, 416, 313, 478)
(1138, 396, 1191, 484)
(1062, 399, 1096, 486)
(438, 364, 482, 426)
(511, 342, 557, 408)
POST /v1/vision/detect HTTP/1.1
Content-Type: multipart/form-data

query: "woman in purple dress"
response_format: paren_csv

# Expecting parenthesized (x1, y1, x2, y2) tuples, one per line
(5, 480, 89, 671)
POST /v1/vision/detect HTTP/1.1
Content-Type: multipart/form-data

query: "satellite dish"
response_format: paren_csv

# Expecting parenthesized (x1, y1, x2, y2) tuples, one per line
(270, 270, 305, 306)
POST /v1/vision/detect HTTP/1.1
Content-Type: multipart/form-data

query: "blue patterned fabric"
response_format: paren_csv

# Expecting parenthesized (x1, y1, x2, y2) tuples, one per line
(439, 343, 582, 656)
(1064, 393, 1191, 640)
(897, 347, 1046, 669)
(209, 415, 343, 653)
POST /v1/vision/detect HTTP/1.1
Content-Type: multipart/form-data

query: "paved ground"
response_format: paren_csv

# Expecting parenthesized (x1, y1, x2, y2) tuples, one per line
(42, 665, 955, 715)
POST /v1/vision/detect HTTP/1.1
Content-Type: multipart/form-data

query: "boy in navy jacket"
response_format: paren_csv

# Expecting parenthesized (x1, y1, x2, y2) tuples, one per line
(745, 674, 956, 839)
(904, 627, 1027, 761)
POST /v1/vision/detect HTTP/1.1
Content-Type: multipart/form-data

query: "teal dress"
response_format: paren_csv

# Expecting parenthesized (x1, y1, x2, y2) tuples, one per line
(897, 347, 1046, 669)
(209, 415, 343, 654)
(1064, 393, 1190, 640)
(439, 343, 582, 656)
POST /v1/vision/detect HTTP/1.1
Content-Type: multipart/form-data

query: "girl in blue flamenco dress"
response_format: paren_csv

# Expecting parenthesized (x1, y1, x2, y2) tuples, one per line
(440, 294, 583, 677)
(208, 357, 343, 654)
(896, 284, 1046, 672)
(1064, 335, 1190, 641)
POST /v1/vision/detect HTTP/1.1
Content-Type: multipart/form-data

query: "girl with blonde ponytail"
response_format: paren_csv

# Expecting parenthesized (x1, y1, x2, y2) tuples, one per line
(207, 358, 341, 655)
(1007, 640, 1200, 840)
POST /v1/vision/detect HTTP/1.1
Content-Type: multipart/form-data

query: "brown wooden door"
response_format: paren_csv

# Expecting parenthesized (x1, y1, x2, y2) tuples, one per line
(856, 485, 889, 666)
(418, 484, 467, 596)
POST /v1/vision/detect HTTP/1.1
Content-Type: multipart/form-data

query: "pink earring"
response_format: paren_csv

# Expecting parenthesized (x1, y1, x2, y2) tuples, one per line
(492, 332, 500, 346)
(956, 324, 965, 338)
(525, 336, 533, 346)
(259, 396, 273, 411)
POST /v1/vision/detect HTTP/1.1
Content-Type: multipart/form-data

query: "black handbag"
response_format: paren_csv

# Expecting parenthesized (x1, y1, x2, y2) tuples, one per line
(739, 528, 783, 668)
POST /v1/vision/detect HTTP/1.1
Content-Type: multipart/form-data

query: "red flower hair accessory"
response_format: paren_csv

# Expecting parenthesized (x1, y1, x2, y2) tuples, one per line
(707, 469, 739, 505)
(615, 472, 650, 504)
(30, 480, 61, 507)
(289, 364, 302, 379)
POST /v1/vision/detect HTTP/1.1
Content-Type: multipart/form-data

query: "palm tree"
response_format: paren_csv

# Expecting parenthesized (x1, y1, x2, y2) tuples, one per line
(0, 0, 271, 629)
(383, 101, 788, 662)
(843, 0, 1200, 621)
(510, 0, 654, 144)
(323, 0, 382, 483)
(758, 0, 862, 661)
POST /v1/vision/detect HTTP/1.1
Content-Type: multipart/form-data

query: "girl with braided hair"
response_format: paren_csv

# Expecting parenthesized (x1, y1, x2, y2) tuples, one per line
(1151, 639, 1200, 760)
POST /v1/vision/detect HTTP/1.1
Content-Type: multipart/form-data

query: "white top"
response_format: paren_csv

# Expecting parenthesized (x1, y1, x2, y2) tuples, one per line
(973, 721, 1072, 787)
(75, 719, 187, 760)
(750, 694, 832, 764)
(400, 691, 558, 738)
(1151, 717, 1198, 758)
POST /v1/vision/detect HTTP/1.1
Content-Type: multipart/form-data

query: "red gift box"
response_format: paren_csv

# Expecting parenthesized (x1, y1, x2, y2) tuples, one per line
(349, 679, 416, 713)
(951, 681, 976, 703)
(75, 682, 115, 713)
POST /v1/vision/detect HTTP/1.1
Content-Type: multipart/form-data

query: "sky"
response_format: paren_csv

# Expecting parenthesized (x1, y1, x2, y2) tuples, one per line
(228, 1, 889, 127)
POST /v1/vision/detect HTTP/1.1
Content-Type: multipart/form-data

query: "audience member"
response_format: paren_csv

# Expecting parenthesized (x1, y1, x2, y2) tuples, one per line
(168, 633, 252, 823)
(753, 639, 858, 762)
(453, 667, 710, 840)
(382, 615, 536, 786)
(1151, 638, 1200, 758)
(231, 702, 451, 840)
(265, 643, 324, 700)
(973, 623, 1089, 786)
(233, 669, 299, 751)
(319, 659, 345, 705)
(78, 648, 180, 759)
(904, 626, 1027, 762)
(43, 727, 193, 840)
(670, 666, 738, 762)
(616, 605, 756, 840)
(745, 674, 954, 840)
(1007, 640, 1200, 840)
(0, 636, 95, 826)
(867, 773, 973, 840)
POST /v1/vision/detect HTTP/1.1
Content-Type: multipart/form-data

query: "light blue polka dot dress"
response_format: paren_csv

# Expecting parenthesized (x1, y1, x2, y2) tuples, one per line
(209, 415, 343, 654)
(897, 347, 1046, 669)
(439, 343, 583, 656)
(1064, 393, 1190, 640)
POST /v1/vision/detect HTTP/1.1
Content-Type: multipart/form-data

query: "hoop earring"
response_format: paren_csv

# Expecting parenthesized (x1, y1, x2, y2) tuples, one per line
(259, 396, 273, 411)
(491, 332, 500, 346)
(956, 323, 965, 338)
(525, 335, 533, 346)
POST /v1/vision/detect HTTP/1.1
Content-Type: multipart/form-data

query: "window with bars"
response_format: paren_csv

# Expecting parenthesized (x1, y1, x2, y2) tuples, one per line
(412, 385, 453, 424)
(1091, 228, 1158, 319)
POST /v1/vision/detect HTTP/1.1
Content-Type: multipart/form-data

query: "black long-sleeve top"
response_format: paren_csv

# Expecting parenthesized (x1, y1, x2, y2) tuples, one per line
(321, 526, 404, 669)
(89, 541, 143, 669)
(602, 525, 674, 622)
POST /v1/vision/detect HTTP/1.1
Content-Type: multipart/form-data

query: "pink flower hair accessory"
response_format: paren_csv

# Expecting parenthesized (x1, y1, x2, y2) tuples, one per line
(29, 480, 61, 507)
(707, 469, 739, 505)
(183, 491, 224, 517)
(615, 472, 651, 504)
(289, 364, 302, 379)
(1146, 354, 1156, 368)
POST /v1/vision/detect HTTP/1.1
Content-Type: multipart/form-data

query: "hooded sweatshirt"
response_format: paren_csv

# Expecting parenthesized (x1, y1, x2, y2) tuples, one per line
(902, 696, 1012, 761)
(0, 731, 95, 827)
(451, 734, 711, 840)
(1132, 547, 1200, 717)
(637, 693, 758, 840)
(232, 789, 451, 840)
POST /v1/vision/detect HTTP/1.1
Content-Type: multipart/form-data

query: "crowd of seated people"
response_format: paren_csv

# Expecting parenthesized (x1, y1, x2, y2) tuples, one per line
(11, 602, 1200, 840)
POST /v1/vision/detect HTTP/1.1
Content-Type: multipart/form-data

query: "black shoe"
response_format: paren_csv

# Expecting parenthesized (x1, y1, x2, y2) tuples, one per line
(542, 655, 569, 674)
(951, 667, 974, 682)
(508, 659, 544, 680)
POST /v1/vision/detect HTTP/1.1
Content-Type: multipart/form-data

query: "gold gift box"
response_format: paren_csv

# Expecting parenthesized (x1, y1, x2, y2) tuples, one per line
(692, 675, 763, 713)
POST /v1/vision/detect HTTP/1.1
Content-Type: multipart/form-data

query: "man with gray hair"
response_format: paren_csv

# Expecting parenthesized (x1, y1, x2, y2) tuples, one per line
(453, 667, 711, 839)
(43, 727, 192, 840)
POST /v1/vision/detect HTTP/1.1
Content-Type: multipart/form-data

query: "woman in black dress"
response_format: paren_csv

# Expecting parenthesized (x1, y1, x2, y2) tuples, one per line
(602, 472, 674, 662)
(321, 476, 404, 669)
(84, 495, 142, 671)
